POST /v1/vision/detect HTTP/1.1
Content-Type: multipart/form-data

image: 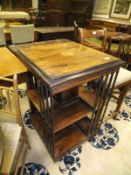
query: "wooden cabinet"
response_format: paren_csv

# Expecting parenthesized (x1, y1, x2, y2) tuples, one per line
(68, 0, 95, 26)
(39, 0, 70, 26)
(39, 0, 94, 26)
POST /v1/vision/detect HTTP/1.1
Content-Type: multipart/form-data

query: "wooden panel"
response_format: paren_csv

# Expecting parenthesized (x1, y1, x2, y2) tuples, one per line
(79, 85, 96, 108)
(19, 40, 119, 79)
(0, 47, 27, 77)
(77, 117, 91, 134)
(54, 124, 87, 159)
(54, 98, 93, 133)
(27, 89, 41, 112)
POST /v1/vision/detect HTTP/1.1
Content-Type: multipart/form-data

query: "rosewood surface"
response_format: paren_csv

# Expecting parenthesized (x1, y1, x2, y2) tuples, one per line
(9, 39, 123, 94)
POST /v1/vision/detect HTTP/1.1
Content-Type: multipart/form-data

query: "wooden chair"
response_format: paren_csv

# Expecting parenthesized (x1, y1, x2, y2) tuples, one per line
(0, 26, 6, 46)
(107, 35, 131, 57)
(112, 41, 131, 116)
(10, 24, 34, 44)
(117, 40, 131, 68)
(0, 123, 27, 175)
(74, 21, 107, 51)
(106, 40, 131, 117)
(0, 75, 30, 148)
(112, 67, 131, 117)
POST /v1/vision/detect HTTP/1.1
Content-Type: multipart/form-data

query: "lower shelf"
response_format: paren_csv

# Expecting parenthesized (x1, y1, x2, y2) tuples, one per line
(77, 117, 91, 135)
(54, 123, 87, 159)
(30, 112, 90, 160)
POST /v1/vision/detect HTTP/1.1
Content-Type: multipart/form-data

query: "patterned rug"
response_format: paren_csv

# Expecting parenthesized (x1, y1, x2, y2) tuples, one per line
(89, 122, 119, 150)
(124, 94, 131, 108)
(18, 163, 50, 175)
(59, 146, 82, 175)
(23, 110, 34, 129)
(113, 110, 131, 121)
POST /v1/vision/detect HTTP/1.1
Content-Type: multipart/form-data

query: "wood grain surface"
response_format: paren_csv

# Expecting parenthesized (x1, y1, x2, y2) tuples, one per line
(19, 40, 119, 79)
(0, 47, 27, 77)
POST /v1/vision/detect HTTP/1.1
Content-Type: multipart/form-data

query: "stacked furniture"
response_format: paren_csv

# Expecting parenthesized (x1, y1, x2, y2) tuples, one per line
(39, 0, 95, 26)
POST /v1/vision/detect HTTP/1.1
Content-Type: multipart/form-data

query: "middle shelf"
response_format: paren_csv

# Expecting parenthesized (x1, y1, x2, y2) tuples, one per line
(54, 97, 93, 133)
(27, 88, 94, 134)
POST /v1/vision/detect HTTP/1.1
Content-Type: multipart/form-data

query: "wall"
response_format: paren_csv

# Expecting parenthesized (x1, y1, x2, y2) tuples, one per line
(32, 0, 38, 9)
(92, 0, 131, 23)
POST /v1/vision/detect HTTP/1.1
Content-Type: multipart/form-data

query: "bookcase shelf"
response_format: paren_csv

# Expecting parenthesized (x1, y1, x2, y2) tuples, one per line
(54, 124, 87, 158)
(28, 87, 93, 159)
(27, 88, 93, 133)
(54, 97, 93, 133)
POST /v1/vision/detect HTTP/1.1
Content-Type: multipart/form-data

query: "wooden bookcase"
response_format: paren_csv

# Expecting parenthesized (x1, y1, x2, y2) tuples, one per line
(9, 39, 123, 161)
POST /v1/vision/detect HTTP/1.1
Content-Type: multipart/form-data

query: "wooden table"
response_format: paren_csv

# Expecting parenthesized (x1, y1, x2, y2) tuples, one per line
(9, 39, 124, 160)
(0, 47, 27, 77)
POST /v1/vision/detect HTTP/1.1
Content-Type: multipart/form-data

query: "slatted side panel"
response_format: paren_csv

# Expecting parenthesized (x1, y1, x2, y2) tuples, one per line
(34, 78, 54, 159)
(88, 67, 120, 137)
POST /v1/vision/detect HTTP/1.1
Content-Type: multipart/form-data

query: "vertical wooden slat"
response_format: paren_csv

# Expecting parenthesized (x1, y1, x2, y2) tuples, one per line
(88, 67, 120, 137)
(88, 77, 103, 137)
(91, 74, 109, 135)
(99, 68, 119, 123)
(6, 89, 12, 112)
(0, 89, 5, 111)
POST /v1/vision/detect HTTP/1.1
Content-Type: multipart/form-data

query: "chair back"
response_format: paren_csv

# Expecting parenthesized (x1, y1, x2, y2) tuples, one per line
(117, 40, 131, 66)
(74, 22, 107, 51)
(0, 26, 6, 46)
(10, 24, 34, 44)
(0, 75, 25, 128)
(0, 75, 30, 149)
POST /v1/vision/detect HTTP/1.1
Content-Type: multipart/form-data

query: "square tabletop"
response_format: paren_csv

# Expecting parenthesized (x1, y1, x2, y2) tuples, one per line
(18, 39, 119, 79)
(9, 39, 123, 93)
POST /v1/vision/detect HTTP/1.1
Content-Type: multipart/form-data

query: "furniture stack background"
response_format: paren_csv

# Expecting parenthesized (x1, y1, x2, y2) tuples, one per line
(1, 0, 95, 26)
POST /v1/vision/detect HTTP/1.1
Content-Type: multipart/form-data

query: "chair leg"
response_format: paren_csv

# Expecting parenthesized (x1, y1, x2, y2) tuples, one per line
(114, 84, 130, 117)
(21, 128, 31, 150)
(18, 116, 31, 149)
(20, 144, 28, 175)
(14, 140, 25, 175)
